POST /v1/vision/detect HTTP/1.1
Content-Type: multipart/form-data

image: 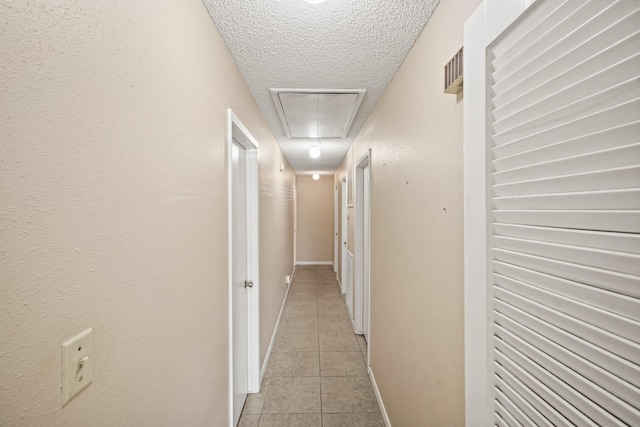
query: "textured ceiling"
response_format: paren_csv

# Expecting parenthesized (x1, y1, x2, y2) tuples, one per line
(203, 0, 440, 174)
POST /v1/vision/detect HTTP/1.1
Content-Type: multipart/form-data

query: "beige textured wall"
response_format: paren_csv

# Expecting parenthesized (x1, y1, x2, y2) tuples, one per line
(0, 1, 293, 425)
(296, 175, 334, 263)
(342, 0, 482, 425)
(259, 149, 296, 364)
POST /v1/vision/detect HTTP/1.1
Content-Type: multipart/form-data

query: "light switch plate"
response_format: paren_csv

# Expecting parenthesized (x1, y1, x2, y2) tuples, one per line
(61, 327, 93, 405)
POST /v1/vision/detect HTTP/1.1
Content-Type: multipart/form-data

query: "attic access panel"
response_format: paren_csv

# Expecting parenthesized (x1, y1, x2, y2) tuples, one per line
(270, 89, 366, 138)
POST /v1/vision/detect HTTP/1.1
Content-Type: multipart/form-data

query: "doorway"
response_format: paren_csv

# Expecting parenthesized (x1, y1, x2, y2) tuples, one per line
(334, 184, 339, 275)
(354, 150, 371, 342)
(227, 109, 260, 427)
(340, 178, 348, 294)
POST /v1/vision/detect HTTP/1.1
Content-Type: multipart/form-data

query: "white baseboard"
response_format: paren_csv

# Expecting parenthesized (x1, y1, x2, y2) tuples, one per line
(296, 261, 333, 265)
(369, 366, 391, 427)
(259, 273, 293, 384)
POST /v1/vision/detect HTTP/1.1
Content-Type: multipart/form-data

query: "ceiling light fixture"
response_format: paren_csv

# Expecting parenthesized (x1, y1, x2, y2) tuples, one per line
(309, 146, 321, 158)
(312, 173, 320, 181)
(304, 0, 327, 4)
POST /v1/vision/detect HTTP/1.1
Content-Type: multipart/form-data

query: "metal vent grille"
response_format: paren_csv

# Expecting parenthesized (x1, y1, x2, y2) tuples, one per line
(444, 47, 463, 94)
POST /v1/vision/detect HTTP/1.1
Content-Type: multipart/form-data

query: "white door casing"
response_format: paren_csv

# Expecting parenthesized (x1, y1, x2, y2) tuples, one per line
(363, 162, 371, 343)
(293, 182, 297, 268)
(228, 109, 260, 427)
(230, 141, 248, 427)
(334, 184, 339, 274)
(354, 150, 371, 337)
(464, 1, 640, 425)
(341, 178, 348, 294)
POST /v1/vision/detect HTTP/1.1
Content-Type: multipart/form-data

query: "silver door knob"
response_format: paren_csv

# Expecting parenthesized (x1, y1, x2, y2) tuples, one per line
(244, 280, 253, 288)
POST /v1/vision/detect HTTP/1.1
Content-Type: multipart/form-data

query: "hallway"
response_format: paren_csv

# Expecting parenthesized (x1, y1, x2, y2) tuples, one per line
(238, 265, 383, 427)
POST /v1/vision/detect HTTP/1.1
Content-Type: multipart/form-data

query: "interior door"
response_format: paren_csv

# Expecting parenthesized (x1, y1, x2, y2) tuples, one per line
(354, 151, 371, 335)
(231, 141, 248, 426)
(363, 163, 371, 342)
(341, 179, 348, 294)
(334, 185, 338, 273)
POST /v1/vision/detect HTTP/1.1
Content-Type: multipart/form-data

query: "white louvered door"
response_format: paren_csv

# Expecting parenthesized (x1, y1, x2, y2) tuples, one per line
(486, 1, 640, 425)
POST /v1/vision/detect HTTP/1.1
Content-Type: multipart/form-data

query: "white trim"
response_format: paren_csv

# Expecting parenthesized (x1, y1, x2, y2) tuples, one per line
(334, 184, 339, 273)
(340, 178, 348, 294)
(354, 150, 371, 335)
(369, 366, 391, 427)
(296, 261, 333, 266)
(227, 109, 260, 427)
(345, 249, 355, 324)
(463, 2, 534, 426)
(293, 182, 297, 268)
(227, 110, 234, 427)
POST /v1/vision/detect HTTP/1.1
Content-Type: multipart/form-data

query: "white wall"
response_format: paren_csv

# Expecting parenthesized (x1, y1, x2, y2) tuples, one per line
(0, 0, 293, 425)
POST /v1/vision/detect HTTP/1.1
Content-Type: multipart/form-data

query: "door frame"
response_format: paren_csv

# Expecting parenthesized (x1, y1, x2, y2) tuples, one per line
(340, 178, 348, 294)
(293, 180, 297, 268)
(227, 109, 260, 427)
(354, 149, 371, 337)
(334, 183, 339, 275)
(463, 2, 537, 425)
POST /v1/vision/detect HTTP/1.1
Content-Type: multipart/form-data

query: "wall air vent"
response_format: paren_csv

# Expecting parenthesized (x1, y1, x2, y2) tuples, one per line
(270, 89, 366, 138)
(444, 47, 463, 94)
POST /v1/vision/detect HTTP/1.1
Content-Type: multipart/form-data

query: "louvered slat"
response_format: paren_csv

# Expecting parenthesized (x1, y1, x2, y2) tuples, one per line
(494, 349, 599, 426)
(493, 2, 639, 95)
(494, 261, 640, 321)
(493, 122, 640, 170)
(494, 273, 640, 342)
(494, 237, 640, 276)
(494, 249, 640, 299)
(494, 144, 640, 184)
(495, 312, 640, 410)
(492, 44, 640, 119)
(495, 298, 640, 389)
(493, 224, 640, 254)
(494, 287, 639, 364)
(494, 337, 626, 426)
(495, 328, 634, 425)
(494, 363, 571, 426)
(487, 1, 640, 423)
(495, 375, 554, 427)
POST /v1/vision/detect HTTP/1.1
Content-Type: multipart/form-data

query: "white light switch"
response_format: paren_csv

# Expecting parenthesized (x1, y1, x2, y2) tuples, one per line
(61, 328, 93, 405)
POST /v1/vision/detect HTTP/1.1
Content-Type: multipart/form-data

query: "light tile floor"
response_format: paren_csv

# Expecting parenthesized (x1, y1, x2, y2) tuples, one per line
(238, 265, 384, 427)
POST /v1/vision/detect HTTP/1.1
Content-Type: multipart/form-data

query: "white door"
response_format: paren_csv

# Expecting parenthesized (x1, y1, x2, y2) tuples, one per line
(362, 163, 371, 342)
(334, 184, 338, 274)
(293, 183, 297, 268)
(228, 110, 260, 427)
(464, 1, 640, 425)
(341, 179, 348, 294)
(231, 141, 248, 426)
(354, 150, 371, 336)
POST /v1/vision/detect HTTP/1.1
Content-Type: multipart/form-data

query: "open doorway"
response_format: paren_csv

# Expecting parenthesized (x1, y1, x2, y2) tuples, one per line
(227, 109, 260, 427)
